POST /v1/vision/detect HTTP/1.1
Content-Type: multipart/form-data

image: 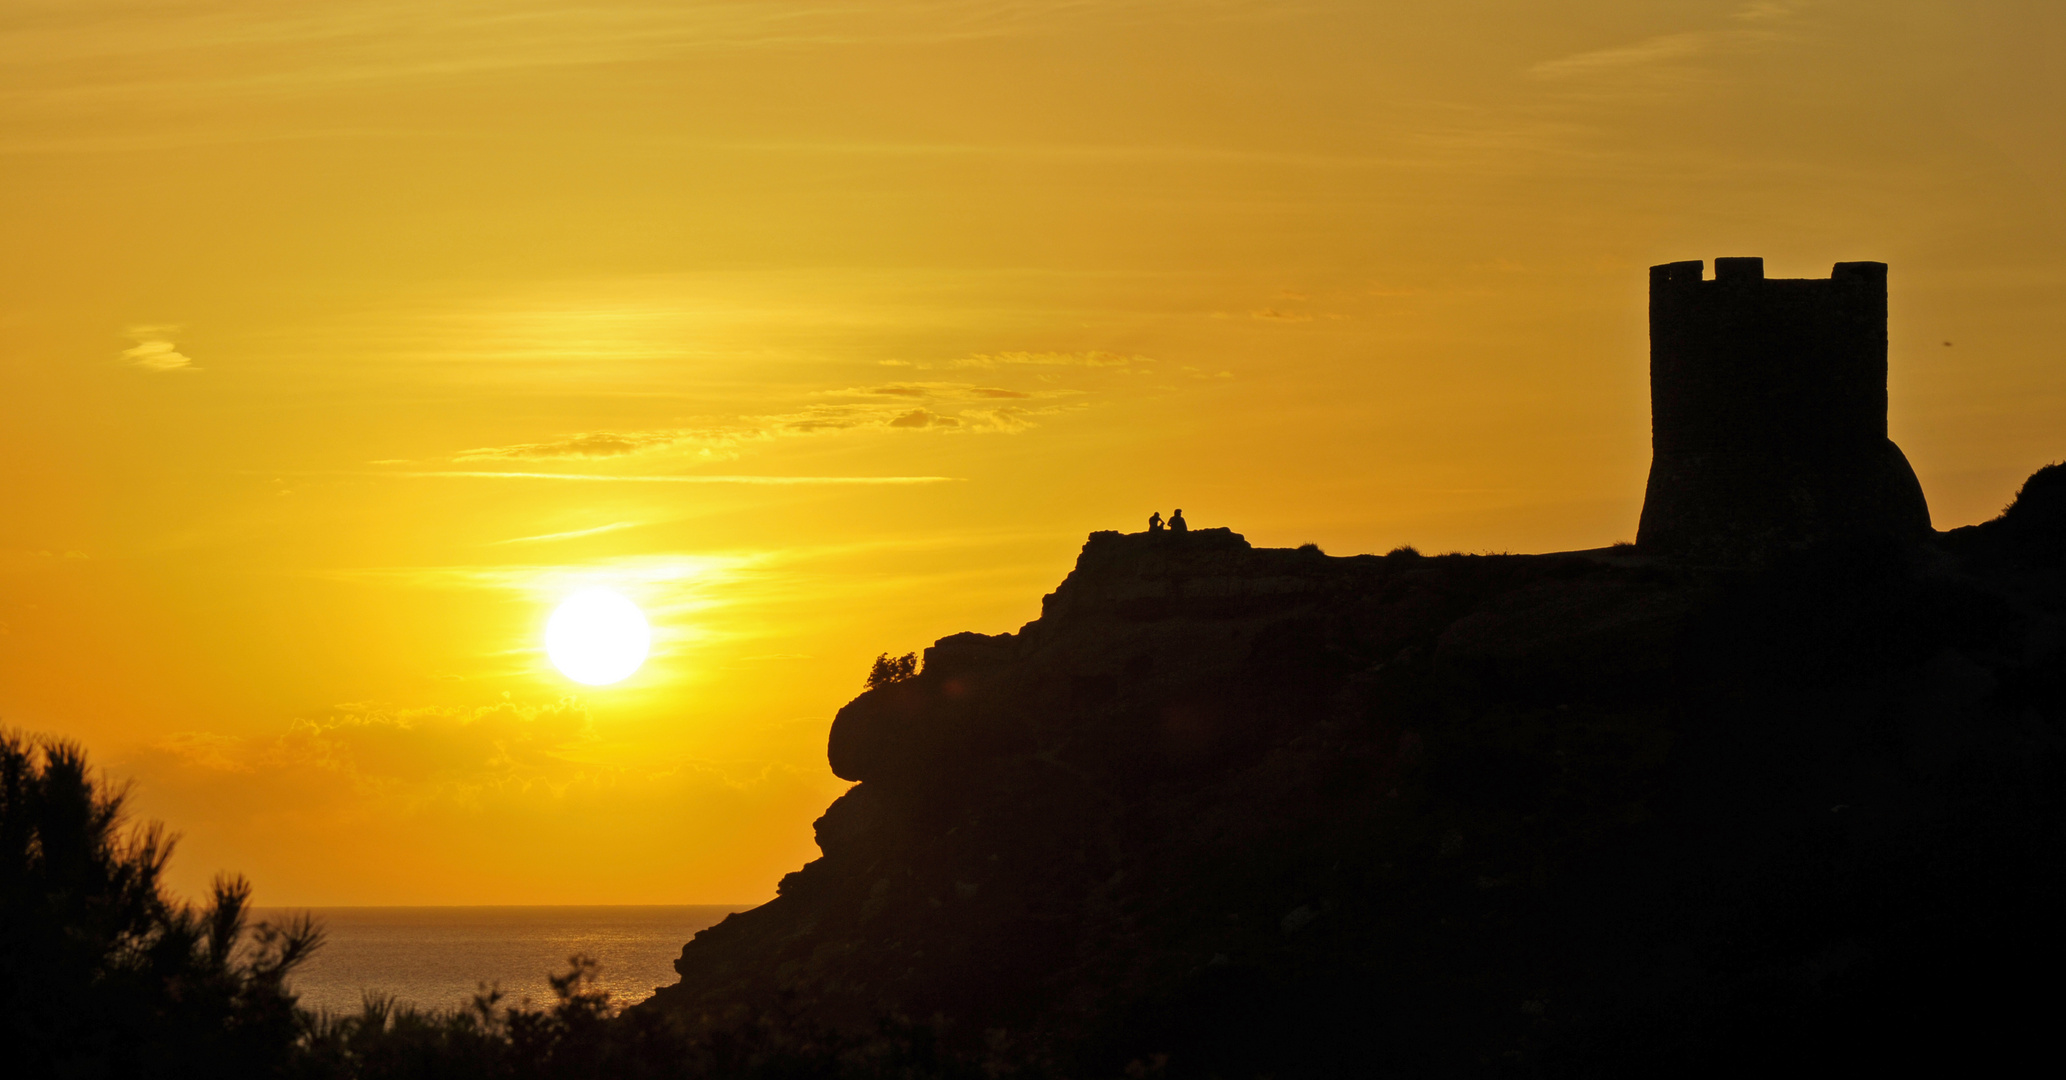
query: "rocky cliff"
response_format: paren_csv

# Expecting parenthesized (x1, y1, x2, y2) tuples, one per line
(644, 475, 2066, 1075)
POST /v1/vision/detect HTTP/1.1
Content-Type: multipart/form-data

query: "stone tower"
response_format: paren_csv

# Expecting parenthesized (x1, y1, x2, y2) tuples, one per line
(1636, 257, 1931, 558)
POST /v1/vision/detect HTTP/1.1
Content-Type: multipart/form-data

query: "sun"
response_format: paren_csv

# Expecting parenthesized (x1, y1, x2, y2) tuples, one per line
(544, 588, 650, 685)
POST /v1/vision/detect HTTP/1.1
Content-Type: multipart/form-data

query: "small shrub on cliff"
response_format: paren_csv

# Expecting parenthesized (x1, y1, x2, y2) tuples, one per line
(1996, 461, 2066, 562)
(0, 731, 321, 1077)
(865, 652, 918, 689)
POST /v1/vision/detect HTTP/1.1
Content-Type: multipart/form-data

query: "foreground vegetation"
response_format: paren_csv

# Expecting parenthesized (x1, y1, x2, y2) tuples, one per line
(0, 732, 994, 1079)
(1, 732, 319, 1075)
(296, 970, 991, 1080)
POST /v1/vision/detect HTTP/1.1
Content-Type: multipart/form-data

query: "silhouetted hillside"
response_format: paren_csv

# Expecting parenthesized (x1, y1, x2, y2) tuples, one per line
(646, 478, 2066, 1075)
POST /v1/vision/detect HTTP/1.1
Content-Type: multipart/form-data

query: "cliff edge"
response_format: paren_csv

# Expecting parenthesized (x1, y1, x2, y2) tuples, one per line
(643, 485, 2066, 1074)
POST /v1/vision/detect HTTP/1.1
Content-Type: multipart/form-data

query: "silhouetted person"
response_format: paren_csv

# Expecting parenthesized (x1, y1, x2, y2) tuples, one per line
(1148, 512, 1164, 533)
(1169, 509, 1188, 533)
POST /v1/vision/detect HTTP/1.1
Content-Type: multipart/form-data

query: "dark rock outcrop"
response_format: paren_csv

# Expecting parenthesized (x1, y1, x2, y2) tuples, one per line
(645, 509, 2066, 1075)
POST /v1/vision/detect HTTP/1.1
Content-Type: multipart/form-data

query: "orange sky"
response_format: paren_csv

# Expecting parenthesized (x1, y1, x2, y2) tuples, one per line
(4, 0, 2065, 904)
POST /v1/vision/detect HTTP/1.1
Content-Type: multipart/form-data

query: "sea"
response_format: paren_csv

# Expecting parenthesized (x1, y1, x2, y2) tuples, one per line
(259, 906, 749, 1017)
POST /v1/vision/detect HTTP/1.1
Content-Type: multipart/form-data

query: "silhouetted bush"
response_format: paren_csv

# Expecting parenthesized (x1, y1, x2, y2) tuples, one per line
(1993, 461, 2066, 563)
(864, 652, 918, 689)
(294, 956, 997, 1080)
(0, 731, 321, 1077)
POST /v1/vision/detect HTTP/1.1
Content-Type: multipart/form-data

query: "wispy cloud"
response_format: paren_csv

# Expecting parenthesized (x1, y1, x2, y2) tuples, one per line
(1528, 5, 1791, 83)
(889, 408, 957, 429)
(491, 521, 643, 545)
(121, 325, 194, 372)
(0, 1, 1254, 150)
(310, 553, 756, 640)
(1733, 2, 1795, 23)
(944, 350, 1150, 370)
(373, 471, 958, 484)
(457, 432, 681, 460)
(454, 384, 1066, 462)
(0, 548, 91, 574)
(156, 696, 601, 796)
(1529, 32, 1711, 79)
(313, 530, 1074, 654)
(815, 382, 1039, 401)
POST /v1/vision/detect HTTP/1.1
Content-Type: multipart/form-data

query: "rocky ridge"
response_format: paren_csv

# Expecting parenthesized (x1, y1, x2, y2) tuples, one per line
(643, 478, 2066, 1074)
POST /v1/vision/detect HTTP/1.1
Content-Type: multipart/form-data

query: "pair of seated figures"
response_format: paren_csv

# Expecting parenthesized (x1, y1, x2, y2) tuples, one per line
(1147, 510, 1188, 534)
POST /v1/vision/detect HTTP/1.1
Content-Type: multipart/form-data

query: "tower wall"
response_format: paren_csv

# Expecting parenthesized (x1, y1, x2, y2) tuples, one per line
(1636, 257, 1931, 558)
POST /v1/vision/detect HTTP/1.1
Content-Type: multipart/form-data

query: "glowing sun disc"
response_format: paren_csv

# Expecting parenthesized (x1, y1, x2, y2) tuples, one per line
(545, 588, 650, 685)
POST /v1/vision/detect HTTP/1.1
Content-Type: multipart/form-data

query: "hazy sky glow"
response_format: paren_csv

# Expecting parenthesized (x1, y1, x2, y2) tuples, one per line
(4, 0, 2065, 903)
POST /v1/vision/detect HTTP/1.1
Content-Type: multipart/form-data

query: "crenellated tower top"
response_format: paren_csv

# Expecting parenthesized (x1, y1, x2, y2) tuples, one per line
(1636, 258, 1930, 557)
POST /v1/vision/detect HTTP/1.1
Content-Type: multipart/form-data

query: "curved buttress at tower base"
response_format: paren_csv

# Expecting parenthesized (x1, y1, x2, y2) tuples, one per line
(1636, 257, 1931, 558)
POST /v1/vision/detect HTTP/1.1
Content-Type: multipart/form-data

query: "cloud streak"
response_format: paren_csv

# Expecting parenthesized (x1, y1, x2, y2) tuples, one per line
(156, 696, 603, 801)
(122, 326, 194, 372)
(2, 1, 1273, 153)
(1528, 8, 1790, 85)
(944, 350, 1151, 370)
(372, 471, 959, 484)
(889, 408, 956, 428)
(457, 432, 682, 460)
(491, 521, 643, 545)
(454, 385, 1069, 462)
(818, 382, 1038, 400)
(1529, 32, 1711, 79)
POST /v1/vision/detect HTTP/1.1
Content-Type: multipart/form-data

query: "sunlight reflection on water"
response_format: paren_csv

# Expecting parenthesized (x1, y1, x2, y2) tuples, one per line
(261, 906, 747, 1016)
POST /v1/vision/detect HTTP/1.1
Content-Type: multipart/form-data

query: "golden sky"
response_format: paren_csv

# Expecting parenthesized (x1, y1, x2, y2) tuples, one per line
(4, 0, 2064, 904)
